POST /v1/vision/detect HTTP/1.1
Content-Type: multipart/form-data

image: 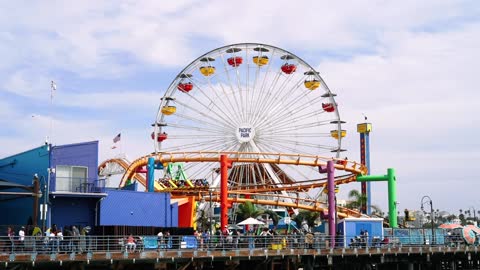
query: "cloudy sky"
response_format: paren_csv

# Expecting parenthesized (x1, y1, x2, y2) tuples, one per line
(0, 0, 479, 215)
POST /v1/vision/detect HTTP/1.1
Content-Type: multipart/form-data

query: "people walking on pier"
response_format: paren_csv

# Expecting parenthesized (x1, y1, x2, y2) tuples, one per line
(157, 231, 164, 249)
(126, 234, 136, 252)
(18, 226, 25, 251)
(72, 226, 80, 252)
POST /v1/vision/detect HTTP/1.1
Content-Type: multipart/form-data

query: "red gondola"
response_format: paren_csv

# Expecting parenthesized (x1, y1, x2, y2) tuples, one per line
(281, 63, 297, 74)
(322, 103, 335, 112)
(151, 132, 168, 142)
(227, 57, 243, 67)
(177, 82, 193, 92)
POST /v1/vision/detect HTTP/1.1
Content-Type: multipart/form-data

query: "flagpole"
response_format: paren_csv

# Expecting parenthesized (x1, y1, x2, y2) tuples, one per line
(48, 81, 56, 145)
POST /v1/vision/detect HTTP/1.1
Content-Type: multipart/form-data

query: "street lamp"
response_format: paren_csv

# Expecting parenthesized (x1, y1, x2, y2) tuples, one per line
(209, 188, 214, 235)
(421, 196, 435, 245)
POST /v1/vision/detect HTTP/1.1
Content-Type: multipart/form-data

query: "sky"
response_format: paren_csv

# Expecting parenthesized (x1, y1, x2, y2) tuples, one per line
(0, 0, 479, 216)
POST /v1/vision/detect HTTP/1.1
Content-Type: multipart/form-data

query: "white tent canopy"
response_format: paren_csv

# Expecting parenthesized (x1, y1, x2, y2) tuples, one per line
(237, 217, 265, 225)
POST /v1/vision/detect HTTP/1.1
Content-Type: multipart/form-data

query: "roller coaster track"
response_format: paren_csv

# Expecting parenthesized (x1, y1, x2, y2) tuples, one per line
(99, 152, 369, 218)
(119, 151, 367, 188)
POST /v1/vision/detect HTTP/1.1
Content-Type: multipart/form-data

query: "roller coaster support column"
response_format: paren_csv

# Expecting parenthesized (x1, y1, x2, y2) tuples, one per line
(220, 155, 232, 231)
(147, 157, 155, 192)
(357, 168, 398, 228)
(319, 160, 336, 247)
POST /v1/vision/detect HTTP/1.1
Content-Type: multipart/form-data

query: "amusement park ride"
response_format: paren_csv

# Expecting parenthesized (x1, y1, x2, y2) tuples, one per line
(98, 43, 398, 244)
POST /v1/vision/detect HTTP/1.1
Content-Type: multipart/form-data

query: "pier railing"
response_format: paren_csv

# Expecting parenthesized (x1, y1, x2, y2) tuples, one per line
(0, 233, 472, 255)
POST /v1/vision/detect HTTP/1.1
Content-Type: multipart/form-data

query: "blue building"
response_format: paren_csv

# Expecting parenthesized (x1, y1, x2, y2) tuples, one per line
(0, 141, 106, 229)
(0, 141, 178, 231)
(337, 218, 384, 247)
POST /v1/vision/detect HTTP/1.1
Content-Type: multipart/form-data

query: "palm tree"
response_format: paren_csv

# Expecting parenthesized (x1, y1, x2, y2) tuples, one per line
(263, 209, 280, 229)
(346, 189, 383, 216)
(236, 201, 264, 221)
(345, 189, 367, 212)
(293, 210, 320, 228)
(195, 209, 210, 232)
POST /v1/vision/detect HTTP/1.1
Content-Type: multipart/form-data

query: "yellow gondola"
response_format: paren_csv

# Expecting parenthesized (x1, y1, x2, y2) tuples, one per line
(253, 56, 269, 66)
(200, 66, 215, 76)
(330, 130, 346, 139)
(161, 105, 176, 115)
(304, 80, 321, 90)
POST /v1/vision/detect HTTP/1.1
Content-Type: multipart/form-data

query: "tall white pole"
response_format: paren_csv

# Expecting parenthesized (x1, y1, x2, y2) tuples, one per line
(48, 81, 56, 145)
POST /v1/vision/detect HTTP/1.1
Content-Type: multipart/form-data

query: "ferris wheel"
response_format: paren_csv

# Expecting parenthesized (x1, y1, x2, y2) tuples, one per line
(153, 43, 346, 191)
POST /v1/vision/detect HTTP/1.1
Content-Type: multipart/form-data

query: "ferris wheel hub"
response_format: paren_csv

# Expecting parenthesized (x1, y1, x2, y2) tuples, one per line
(236, 124, 256, 143)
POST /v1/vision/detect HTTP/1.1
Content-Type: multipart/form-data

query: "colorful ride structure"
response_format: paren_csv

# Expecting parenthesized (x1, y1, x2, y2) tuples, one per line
(99, 43, 398, 246)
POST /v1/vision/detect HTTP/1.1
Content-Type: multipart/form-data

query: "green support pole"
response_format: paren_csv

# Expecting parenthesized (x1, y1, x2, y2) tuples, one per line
(356, 168, 397, 228)
(387, 168, 397, 228)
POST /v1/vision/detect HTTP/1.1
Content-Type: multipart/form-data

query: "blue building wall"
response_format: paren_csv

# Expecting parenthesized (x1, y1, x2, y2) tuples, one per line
(0, 141, 101, 227)
(51, 197, 97, 229)
(338, 218, 384, 247)
(100, 190, 178, 227)
(0, 145, 49, 185)
(0, 145, 49, 225)
(51, 141, 99, 190)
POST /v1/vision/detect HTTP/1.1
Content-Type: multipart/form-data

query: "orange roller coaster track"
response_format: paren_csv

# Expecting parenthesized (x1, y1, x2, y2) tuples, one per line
(119, 151, 368, 188)
(99, 152, 369, 218)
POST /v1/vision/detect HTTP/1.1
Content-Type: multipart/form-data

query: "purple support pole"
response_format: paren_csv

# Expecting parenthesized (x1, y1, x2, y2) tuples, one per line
(326, 160, 336, 248)
(320, 161, 336, 247)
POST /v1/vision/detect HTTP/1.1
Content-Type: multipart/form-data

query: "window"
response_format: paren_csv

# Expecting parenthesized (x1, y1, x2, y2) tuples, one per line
(56, 166, 88, 192)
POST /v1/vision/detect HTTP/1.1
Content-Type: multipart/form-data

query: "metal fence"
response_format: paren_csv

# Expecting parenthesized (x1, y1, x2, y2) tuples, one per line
(0, 232, 475, 255)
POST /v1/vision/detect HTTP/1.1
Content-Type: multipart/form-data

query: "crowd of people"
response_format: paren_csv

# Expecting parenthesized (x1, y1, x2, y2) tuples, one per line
(1, 224, 92, 254)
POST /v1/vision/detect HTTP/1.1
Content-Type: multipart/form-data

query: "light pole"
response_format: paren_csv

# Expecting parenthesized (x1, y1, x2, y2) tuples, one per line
(209, 189, 213, 236)
(421, 196, 435, 245)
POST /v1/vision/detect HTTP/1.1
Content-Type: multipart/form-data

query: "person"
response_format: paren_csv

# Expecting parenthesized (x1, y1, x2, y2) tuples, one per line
(18, 226, 25, 251)
(126, 234, 136, 252)
(72, 226, 80, 252)
(157, 231, 164, 249)
(7, 227, 15, 252)
(80, 226, 91, 252)
(202, 230, 210, 249)
(381, 236, 390, 247)
(364, 230, 369, 247)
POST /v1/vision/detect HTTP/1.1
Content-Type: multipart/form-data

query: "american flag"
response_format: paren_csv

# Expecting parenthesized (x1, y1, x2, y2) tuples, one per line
(113, 133, 121, 143)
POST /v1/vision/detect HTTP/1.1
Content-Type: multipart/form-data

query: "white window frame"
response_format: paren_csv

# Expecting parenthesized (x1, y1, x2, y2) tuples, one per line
(55, 165, 88, 192)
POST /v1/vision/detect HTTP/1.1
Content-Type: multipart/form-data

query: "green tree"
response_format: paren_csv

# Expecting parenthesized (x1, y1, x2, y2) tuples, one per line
(263, 209, 280, 229)
(195, 209, 210, 232)
(293, 210, 320, 228)
(236, 201, 264, 221)
(345, 189, 366, 211)
(345, 189, 383, 215)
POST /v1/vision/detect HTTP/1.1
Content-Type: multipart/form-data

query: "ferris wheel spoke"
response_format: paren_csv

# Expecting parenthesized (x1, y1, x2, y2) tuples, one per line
(217, 54, 246, 124)
(261, 118, 332, 134)
(259, 133, 329, 138)
(265, 108, 329, 131)
(251, 61, 305, 126)
(162, 137, 237, 152)
(174, 100, 238, 131)
(261, 91, 329, 129)
(171, 115, 232, 134)
(253, 76, 309, 128)
(209, 57, 246, 124)
(187, 77, 239, 127)
(250, 66, 283, 125)
(249, 48, 278, 124)
(258, 136, 334, 150)
(167, 123, 231, 135)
